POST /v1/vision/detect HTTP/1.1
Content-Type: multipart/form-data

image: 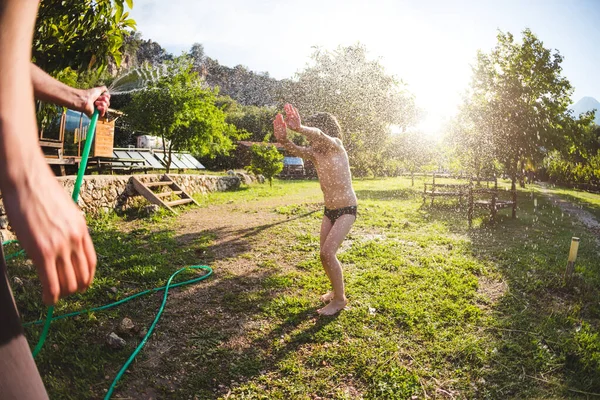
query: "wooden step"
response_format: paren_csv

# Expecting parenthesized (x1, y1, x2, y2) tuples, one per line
(166, 198, 194, 207)
(146, 181, 173, 187)
(155, 190, 183, 198)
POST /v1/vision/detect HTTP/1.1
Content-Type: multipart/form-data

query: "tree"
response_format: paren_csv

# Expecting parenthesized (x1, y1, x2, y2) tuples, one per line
(218, 97, 278, 142)
(34, 0, 136, 75)
(280, 44, 418, 176)
(246, 144, 284, 187)
(124, 57, 244, 173)
(190, 43, 206, 70)
(466, 29, 574, 190)
(384, 131, 437, 185)
(447, 105, 497, 183)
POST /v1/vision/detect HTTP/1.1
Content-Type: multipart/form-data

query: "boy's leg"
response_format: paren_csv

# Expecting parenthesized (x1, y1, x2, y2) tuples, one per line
(318, 214, 355, 315)
(319, 216, 335, 302)
(0, 246, 49, 399)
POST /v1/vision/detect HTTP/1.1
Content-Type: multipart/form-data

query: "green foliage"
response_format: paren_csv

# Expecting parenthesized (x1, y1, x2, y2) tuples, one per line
(246, 144, 284, 186)
(34, 0, 136, 74)
(459, 29, 576, 184)
(124, 57, 244, 173)
(218, 96, 277, 142)
(282, 44, 419, 176)
(543, 149, 600, 185)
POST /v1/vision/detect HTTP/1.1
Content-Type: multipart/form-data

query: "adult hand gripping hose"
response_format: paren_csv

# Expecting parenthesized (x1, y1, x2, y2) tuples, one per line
(2, 109, 213, 399)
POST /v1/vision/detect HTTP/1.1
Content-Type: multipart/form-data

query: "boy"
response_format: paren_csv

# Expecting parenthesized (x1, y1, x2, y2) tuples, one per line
(273, 104, 357, 315)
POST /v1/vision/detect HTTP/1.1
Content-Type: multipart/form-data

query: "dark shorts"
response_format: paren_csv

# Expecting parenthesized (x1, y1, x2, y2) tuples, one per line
(324, 206, 358, 224)
(0, 244, 49, 399)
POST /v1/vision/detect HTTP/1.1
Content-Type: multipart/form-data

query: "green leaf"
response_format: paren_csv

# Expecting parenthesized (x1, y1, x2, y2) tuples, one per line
(126, 0, 134, 9)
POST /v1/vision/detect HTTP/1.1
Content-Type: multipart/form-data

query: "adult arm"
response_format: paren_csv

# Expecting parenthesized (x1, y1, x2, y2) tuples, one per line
(0, 0, 96, 305)
(30, 64, 110, 117)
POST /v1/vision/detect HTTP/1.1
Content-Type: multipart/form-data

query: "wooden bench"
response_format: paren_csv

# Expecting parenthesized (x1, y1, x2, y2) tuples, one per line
(87, 157, 148, 174)
(423, 174, 470, 206)
(467, 180, 517, 227)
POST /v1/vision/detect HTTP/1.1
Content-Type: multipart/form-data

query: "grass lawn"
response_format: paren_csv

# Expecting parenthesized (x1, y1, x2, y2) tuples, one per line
(5, 176, 600, 399)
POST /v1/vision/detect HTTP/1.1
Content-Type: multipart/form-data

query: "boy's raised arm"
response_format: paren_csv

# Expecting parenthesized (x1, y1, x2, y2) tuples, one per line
(273, 113, 313, 160)
(284, 104, 337, 149)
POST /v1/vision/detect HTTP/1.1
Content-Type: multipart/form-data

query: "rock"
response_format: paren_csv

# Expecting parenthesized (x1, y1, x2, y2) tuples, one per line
(235, 172, 254, 185)
(0, 229, 15, 242)
(110, 287, 118, 294)
(106, 332, 126, 349)
(0, 216, 8, 229)
(0, 204, 5, 215)
(257, 175, 266, 184)
(12, 276, 23, 287)
(226, 170, 235, 176)
(138, 327, 148, 339)
(141, 204, 161, 217)
(118, 317, 135, 336)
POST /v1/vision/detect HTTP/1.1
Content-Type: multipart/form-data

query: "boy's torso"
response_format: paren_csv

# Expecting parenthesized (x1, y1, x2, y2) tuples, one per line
(311, 144, 357, 209)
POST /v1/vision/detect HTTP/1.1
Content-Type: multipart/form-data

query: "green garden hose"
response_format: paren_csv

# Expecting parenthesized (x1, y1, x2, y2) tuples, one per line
(1, 108, 214, 399)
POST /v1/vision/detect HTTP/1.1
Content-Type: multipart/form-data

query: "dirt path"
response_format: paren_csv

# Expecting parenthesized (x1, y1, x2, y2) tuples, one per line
(118, 198, 324, 399)
(538, 183, 600, 246)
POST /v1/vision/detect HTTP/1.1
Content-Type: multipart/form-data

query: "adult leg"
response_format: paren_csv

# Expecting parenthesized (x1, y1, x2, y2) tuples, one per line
(318, 214, 355, 315)
(0, 246, 49, 399)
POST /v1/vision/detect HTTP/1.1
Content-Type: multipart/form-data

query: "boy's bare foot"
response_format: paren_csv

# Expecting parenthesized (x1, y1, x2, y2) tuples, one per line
(317, 298, 348, 316)
(320, 291, 334, 302)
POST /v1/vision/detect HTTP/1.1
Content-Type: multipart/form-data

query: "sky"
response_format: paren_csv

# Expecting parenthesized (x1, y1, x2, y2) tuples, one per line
(129, 0, 600, 137)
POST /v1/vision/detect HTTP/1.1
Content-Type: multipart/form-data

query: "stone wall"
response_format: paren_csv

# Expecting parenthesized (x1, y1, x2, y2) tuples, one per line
(0, 173, 257, 241)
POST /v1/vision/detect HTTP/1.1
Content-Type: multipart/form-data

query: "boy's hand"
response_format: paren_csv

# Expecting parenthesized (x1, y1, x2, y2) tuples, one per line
(273, 113, 287, 142)
(284, 104, 301, 131)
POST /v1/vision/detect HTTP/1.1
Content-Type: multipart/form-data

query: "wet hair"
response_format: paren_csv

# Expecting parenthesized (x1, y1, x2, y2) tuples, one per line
(304, 112, 343, 141)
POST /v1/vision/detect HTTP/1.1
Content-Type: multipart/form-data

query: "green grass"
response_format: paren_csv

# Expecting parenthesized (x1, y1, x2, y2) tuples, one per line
(6, 177, 600, 399)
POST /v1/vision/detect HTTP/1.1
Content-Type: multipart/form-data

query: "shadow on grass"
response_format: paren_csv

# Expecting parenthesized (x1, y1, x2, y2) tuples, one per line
(355, 187, 418, 201)
(175, 209, 319, 261)
(11, 207, 327, 399)
(422, 190, 600, 397)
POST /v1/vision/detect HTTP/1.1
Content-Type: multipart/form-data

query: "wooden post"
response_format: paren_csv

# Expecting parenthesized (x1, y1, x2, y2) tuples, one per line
(491, 190, 497, 223)
(511, 178, 517, 218)
(431, 173, 436, 206)
(468, 181, 474, 228)
(564, 237, 580, 283)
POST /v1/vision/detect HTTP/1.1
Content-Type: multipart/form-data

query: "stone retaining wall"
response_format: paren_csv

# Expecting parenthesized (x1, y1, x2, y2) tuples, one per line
(0, 172, 257, 242)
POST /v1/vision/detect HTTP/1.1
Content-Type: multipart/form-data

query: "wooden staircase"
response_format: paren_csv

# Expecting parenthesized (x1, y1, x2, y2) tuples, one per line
(131, 175, 199, 215)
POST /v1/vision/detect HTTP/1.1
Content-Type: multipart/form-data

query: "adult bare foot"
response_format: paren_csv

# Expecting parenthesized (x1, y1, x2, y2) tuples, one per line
(317, 298, 348, 316)
(320, 291, 334, 303)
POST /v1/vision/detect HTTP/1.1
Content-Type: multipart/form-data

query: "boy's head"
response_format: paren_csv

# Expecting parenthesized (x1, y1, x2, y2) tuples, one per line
(304, 112, 343, 141)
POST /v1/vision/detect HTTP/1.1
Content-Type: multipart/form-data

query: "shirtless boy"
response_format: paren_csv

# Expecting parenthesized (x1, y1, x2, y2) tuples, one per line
(273, 104, 357, 315)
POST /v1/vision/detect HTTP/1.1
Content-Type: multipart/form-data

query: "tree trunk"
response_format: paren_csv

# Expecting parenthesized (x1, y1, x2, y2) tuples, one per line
(167, 144, 174, 175)
(518, 159, 526, 188)
(511, 175, 517, 219)
(161, 132, 169, 174)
